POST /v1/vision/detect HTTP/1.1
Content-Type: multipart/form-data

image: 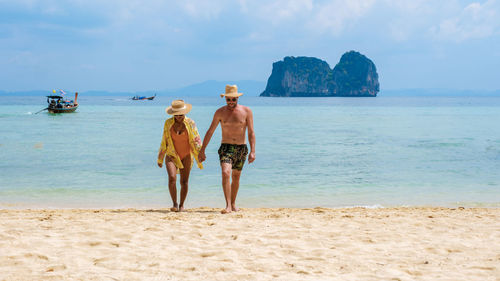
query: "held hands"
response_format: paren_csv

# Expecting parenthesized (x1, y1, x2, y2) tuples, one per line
(157, 162, 163, 168)
(248, 151, 255, 163)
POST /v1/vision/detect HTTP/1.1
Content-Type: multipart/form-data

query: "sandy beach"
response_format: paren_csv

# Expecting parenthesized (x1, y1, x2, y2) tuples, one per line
(0, 207, 499, 280)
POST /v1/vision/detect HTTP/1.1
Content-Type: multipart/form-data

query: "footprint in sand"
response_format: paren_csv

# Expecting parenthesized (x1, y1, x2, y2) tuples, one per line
(200, 252, 217, 258)
(24, 253, 49, 261)
(93, 257, 111, 266)
(470, 266, 495, 271)
(46, 264, 67, 272)
(143, 227, 161, 232)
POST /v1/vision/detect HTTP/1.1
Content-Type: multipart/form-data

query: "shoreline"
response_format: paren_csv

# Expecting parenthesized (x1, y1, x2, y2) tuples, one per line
(2, 203, 500, 210)
(1, 207, 499, 280)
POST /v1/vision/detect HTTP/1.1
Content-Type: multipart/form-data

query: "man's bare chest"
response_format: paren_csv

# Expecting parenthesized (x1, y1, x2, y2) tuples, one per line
(221, 111, 246, 126)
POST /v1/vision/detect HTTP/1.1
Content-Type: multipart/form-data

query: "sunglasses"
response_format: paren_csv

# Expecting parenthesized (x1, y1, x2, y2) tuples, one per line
(226, 98, 237, 102)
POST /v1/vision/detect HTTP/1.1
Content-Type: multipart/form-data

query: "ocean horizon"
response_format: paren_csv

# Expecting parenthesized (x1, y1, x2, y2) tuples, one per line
(1, 95, 499, 209)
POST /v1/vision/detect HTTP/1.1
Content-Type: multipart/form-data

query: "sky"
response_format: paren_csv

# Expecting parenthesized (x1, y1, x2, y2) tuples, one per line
(0, 0, 499, 92)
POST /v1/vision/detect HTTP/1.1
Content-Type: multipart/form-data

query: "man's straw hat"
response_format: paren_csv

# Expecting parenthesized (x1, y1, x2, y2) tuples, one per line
(220, 85, 243, 98)
(166, 100, 192, 115)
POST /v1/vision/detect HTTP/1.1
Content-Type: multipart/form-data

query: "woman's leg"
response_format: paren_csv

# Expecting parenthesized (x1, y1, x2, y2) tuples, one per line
(165, 156, 179, 211)
(178, 155, 192, 211)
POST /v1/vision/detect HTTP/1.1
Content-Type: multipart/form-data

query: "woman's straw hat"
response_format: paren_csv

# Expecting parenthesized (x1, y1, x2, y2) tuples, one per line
(166, 100, 192, 115)
(220, 85, 243, 98)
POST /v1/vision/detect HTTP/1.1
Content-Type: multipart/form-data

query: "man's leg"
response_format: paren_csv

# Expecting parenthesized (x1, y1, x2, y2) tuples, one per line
(165, 156, 178, 212)
(221, 162, 233, 214)
(231, 169, 242, 212)
(179, 156, 192, 212)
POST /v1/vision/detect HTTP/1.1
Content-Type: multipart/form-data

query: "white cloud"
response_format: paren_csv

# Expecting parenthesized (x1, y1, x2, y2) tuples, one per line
(265, 0, 313, 23)
(382, 0, 436, 41)
(382, 0, 433, 13)
(235, 0, 376, 37)
(237, 0, 313, 26)
(180, 0, 229, 21)
(307, 0, 376, 36)
(430, 0, 500, 42)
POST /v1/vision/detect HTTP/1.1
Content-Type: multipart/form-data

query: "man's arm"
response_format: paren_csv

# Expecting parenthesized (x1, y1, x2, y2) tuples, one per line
(246, 108, 255, 163)
(198, 111, 220, 162)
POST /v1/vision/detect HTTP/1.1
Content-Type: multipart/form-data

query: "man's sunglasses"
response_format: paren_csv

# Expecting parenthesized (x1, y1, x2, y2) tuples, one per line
(226, 98, 237, 102)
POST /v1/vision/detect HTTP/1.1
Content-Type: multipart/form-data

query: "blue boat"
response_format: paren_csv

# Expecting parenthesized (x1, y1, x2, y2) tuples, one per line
(132, 94, 156, 100)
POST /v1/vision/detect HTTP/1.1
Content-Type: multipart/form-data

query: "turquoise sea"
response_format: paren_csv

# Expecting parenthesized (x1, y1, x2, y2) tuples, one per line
(1, 95, 499, 209)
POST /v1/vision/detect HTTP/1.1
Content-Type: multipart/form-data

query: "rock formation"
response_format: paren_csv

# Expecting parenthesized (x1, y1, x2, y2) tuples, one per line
(260, 51, 379, 97)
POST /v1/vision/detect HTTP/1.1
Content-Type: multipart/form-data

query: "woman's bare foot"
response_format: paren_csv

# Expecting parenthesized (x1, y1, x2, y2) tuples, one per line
(231, 204, 240, 212)
(170, 203, 179, 212)
(179, 206, 185, 212)
(221, 207, 232, 214)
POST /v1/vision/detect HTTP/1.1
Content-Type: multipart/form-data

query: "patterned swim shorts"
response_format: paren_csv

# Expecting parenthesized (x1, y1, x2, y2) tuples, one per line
(218, 143, 248, 171)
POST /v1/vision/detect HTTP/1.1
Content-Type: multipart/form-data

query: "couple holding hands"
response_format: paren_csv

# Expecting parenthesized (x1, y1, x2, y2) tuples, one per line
(157, 85, 256, 214)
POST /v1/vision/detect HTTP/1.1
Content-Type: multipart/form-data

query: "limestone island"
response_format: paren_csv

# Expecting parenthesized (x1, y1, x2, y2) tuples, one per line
(260, 51, 379, 97)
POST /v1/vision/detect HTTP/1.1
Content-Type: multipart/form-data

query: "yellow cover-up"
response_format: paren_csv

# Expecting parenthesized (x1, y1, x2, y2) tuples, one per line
(157, 117, 203, 171)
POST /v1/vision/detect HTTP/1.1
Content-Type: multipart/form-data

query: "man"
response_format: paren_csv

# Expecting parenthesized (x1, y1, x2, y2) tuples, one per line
(199, 85, 256, 214)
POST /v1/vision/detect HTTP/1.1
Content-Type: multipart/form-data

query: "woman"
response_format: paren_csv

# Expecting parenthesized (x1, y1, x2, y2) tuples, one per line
(157, 100, 203, 212)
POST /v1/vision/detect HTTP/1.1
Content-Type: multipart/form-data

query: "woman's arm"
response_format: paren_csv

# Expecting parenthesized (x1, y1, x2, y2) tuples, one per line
(157, 121, 169, 167)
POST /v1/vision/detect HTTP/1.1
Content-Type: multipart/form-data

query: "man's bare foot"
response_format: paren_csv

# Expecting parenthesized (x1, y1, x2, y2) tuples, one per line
(179, 206, 185, 212)
(221, 208, 232, 214)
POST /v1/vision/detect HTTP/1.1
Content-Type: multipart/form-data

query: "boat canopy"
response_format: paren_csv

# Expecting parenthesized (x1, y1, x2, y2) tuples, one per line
(47, 95, 64, 99)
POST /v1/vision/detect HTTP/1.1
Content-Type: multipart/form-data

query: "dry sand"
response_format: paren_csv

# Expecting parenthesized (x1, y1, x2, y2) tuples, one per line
(0, 207, 499, 280)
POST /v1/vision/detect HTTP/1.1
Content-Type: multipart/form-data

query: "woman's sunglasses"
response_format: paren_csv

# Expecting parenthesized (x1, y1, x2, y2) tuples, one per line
(226, 98, 237, 102)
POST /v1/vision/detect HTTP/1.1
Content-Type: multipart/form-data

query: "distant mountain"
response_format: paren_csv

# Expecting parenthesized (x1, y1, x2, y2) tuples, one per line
(381, 89, 500, 97)
(165, 80, 266, 97)
(0, 89, 137, 97)
(0, 80, 266, 97)
(0, 90, 48, 96)
(2, 82, 499, 97)
(260, 51, 379, 97)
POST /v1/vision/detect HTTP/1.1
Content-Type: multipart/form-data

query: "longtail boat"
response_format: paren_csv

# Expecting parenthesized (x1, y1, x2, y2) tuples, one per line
(132, 94, 156, 100)
(35, 91, 79, 114)
(46, 92, 79, 114)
